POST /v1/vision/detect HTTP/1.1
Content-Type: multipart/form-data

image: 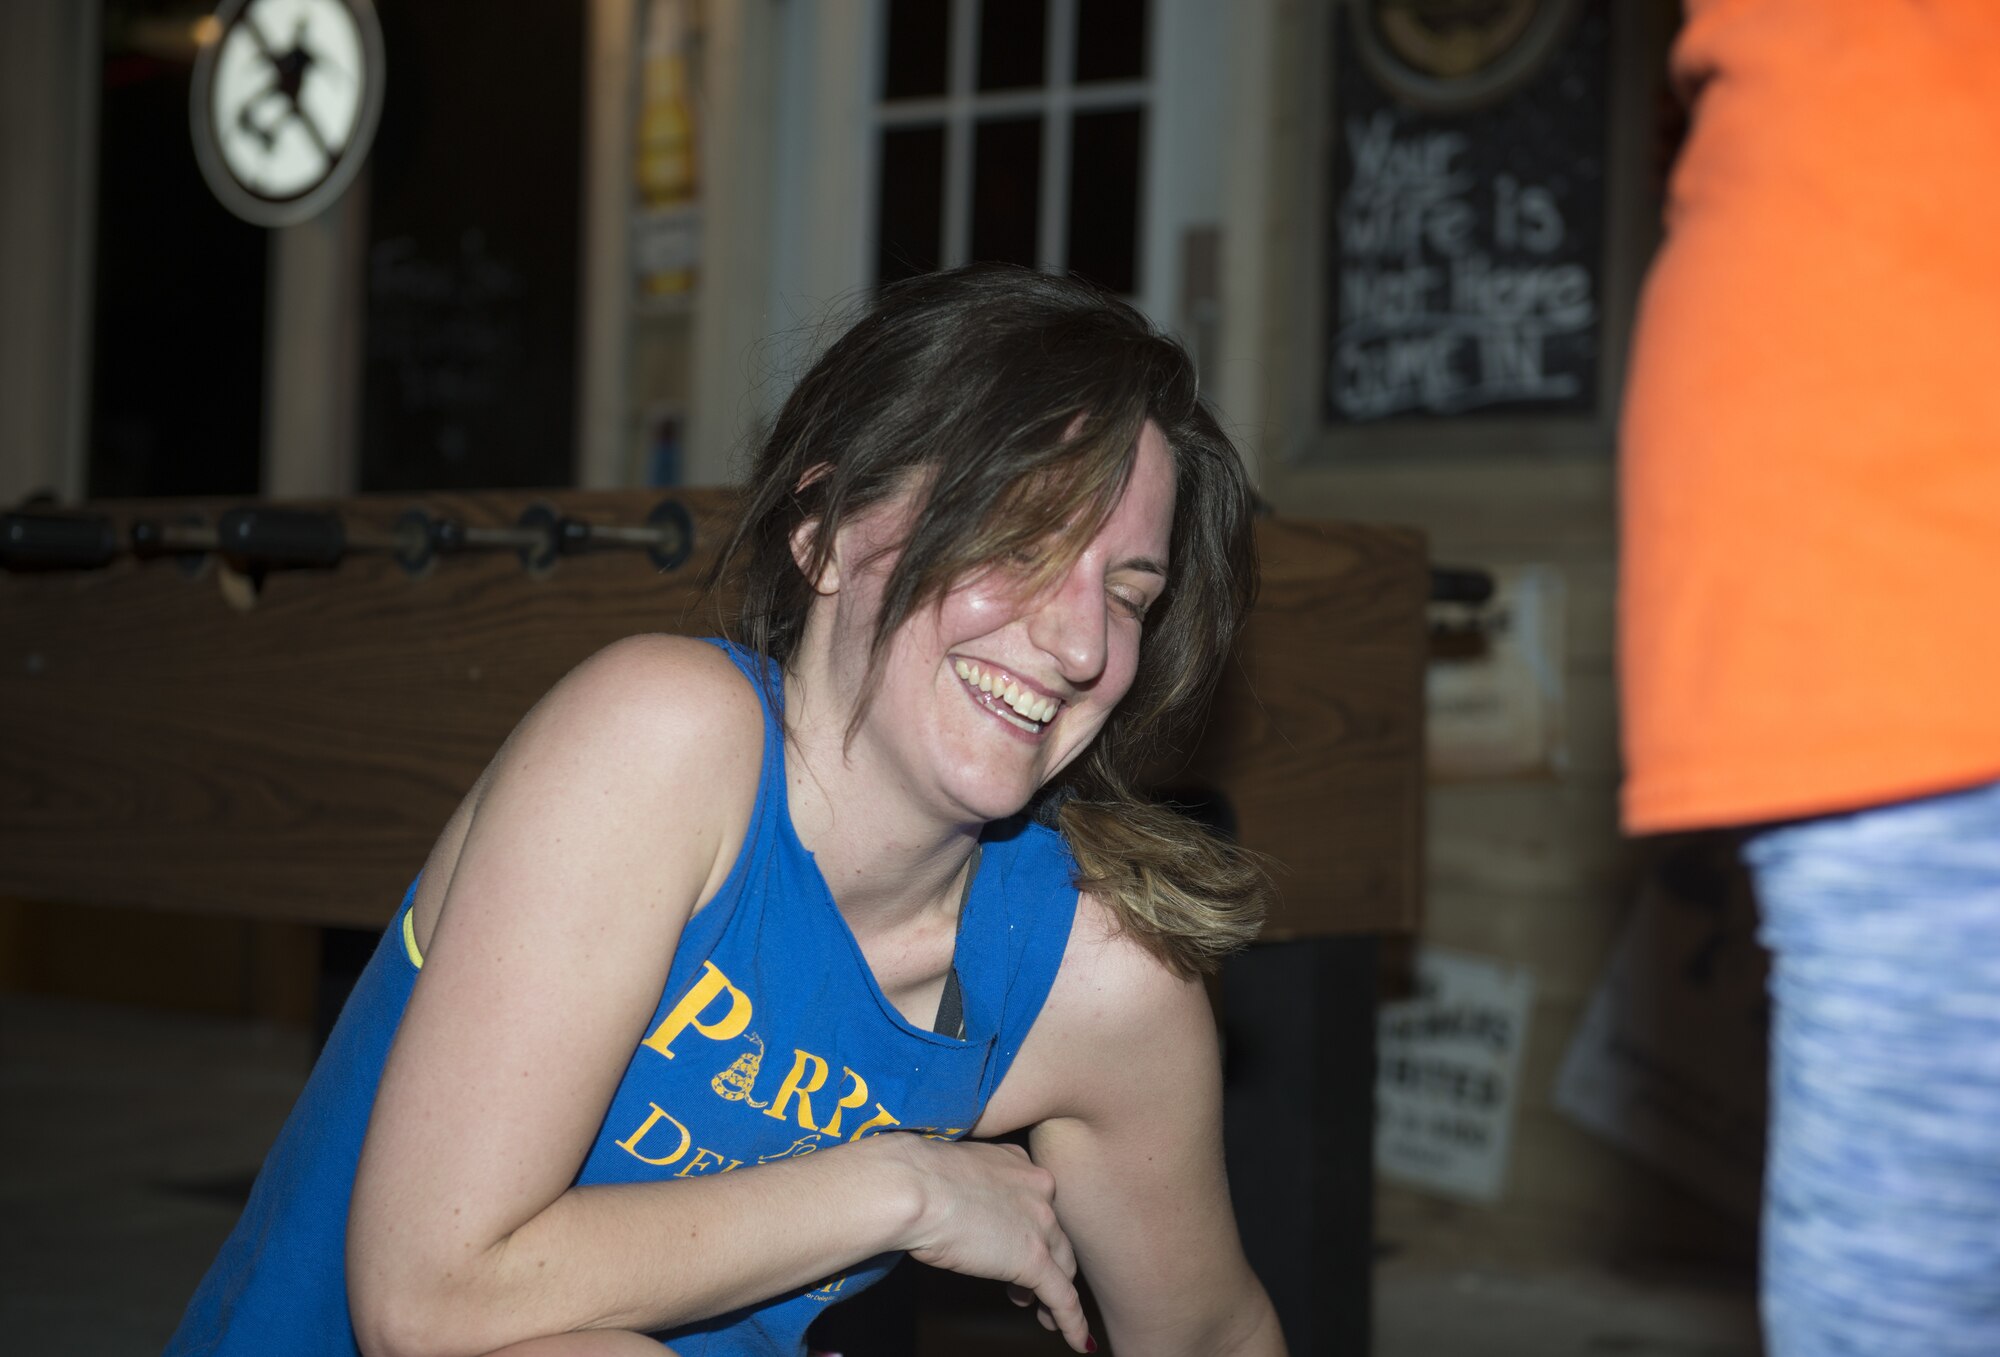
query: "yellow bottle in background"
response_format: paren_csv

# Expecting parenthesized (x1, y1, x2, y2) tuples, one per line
(634, 0, 698, 295)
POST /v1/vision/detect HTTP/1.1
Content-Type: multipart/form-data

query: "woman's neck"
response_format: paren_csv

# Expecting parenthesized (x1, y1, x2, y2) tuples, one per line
(782, 663, 980, 935)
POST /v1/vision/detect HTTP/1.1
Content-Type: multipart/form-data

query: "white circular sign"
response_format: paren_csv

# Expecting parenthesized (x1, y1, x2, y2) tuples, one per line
(191, 0, 385, 227)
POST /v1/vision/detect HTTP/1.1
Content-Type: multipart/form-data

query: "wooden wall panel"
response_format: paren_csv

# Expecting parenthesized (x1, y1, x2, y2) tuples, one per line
(1, 490, 1425, 937)
(1185, 518, 1429, 939)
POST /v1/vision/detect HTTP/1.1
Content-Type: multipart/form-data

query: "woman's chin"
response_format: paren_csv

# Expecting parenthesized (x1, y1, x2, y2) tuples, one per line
(942, 772, 1042, 827)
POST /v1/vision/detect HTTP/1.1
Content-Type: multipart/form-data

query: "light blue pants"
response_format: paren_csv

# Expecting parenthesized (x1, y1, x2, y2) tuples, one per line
(1744, 779, 2000, 1356)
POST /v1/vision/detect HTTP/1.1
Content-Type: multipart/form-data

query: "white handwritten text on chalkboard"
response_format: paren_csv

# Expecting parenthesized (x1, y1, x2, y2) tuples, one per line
(1330, 112, 1594, 422)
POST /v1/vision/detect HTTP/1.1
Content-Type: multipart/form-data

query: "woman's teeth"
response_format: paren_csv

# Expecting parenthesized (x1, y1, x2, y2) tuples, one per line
(952, 660, 1060, 727)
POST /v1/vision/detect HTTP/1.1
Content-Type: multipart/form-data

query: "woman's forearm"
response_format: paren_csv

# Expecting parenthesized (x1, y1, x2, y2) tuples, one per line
(480, 1331, 684, 1357)
(352, 1133, 922, 1357)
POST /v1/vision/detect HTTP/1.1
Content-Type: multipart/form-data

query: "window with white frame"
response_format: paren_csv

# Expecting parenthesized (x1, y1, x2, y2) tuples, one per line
(872, 0, 1151, 294)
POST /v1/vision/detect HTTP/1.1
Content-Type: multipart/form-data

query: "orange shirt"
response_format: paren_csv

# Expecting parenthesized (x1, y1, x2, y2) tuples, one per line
(1620, 0, 2000, 834)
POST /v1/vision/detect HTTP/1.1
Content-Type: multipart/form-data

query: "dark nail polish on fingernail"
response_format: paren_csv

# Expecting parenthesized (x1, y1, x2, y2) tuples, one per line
(1085, 1338, 1097, 1353)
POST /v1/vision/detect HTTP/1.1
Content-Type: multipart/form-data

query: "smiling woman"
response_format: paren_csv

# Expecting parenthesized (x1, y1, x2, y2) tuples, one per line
(166, 265, 1284, 1357)
(722, 265, 1268, 975)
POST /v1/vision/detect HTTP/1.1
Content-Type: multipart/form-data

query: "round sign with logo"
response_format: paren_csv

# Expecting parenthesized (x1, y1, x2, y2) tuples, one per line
(1348, 0, 1578, 111)
(190, 0, 386, 227)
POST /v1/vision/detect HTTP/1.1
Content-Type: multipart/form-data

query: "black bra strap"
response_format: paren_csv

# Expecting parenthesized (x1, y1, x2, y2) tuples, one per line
(931, 845, 980, 1039)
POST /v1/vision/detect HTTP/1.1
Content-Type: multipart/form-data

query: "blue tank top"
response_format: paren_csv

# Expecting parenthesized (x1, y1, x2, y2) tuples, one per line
(167, 640, 1081, 1356)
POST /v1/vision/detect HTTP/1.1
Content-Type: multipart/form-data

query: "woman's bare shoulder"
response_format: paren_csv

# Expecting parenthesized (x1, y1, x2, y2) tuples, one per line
(1046, 892, 1210, 1040)
(414, 636, 768, 939)
(496, 633, 768, 866)
(482, 634, 767, 785)
(538, 632, 763, 736)
(979, 892, 1217, 1133)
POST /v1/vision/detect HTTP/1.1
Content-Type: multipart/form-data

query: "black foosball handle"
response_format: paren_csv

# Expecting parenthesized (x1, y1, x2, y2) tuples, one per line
(1, 512, 121, 571)
(215, 507, 349, 568)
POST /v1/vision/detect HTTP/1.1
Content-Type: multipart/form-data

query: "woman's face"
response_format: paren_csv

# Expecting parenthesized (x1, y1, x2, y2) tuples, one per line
(814, 422, 1178, 828)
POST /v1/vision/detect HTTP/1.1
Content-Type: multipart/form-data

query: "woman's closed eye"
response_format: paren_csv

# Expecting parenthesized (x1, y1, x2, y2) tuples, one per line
(1111, 588, 1151, 622)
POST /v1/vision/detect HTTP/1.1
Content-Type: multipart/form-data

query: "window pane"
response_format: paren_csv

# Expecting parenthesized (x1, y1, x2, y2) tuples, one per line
(977, 0, 1047, 90)
(877, 124, 947, 284)
(1066, 107, 1142, 293)
(883, 0, 952, 100)
(1075, 0, 1147, 83)
(971, 116, 1043, 269)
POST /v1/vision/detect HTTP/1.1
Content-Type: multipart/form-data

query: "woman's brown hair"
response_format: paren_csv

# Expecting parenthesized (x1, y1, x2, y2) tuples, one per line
(712, 265, 1268, 977)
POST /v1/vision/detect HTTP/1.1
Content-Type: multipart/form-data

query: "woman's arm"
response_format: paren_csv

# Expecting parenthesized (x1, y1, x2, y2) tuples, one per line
(1015, 903, 1287, 1356)
(346, 638, 1088, 1357)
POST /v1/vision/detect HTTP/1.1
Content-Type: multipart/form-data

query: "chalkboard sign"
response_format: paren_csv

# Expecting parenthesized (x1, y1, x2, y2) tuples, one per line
(1325, 2, 1607, 424)
(359, 1, 584, 491)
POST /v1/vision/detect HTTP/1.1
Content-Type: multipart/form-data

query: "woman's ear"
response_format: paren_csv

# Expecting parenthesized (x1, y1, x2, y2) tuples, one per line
(789, 517, 841, 595)
(788, 462, 841, 594)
